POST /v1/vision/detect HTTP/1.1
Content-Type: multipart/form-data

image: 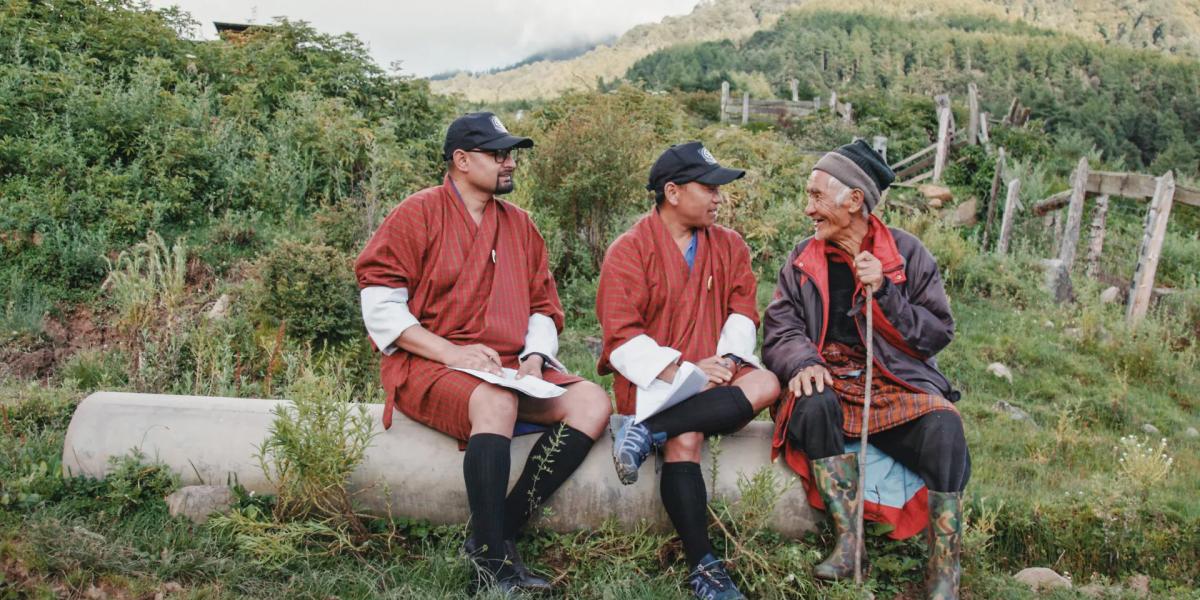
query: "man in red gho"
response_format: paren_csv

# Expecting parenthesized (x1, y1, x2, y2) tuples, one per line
(355, 112, 612, 595)
(763, 140, 969, 599)
(597, 142, 780, 600)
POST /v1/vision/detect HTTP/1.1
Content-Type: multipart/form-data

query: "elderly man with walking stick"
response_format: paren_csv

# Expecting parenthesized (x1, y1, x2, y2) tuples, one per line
(763, 140, 971, 599)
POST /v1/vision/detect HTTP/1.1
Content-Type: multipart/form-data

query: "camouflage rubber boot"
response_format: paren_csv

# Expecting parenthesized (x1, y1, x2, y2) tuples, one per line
(926, 491, 963, 600)
(811, 452, 863, 581)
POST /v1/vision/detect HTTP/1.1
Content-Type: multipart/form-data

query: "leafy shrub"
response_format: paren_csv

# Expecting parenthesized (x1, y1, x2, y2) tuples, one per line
(0, 271, 50, 343)
(102, 231, 188, 336)
(520, 87, 685, 283)
(256, 241, 359, 344)
(101, 451, 179, 518)
(59, 348, 130, 391)
(700, 124, 812, 272)
(0, 1, 451, 304)
(257, 372, 375, 524)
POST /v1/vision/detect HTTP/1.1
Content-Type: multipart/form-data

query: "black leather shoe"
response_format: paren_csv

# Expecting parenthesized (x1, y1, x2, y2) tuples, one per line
(462, 536, 552, 594)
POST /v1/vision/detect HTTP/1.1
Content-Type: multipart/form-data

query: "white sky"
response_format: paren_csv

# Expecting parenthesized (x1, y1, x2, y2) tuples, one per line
(149, 0, 700, 77)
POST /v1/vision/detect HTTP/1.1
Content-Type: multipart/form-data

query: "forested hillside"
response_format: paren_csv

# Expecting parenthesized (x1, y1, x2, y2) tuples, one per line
(432, 0, 1200, 102)
(628, 12, 1200, 177)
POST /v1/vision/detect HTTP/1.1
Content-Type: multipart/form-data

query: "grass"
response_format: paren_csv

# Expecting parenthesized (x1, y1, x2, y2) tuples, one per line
(2, 268, 1197, 597)
(1, 185, 1197, 600)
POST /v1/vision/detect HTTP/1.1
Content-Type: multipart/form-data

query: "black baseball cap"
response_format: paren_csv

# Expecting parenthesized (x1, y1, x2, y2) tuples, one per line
(646, 141, 745, 193)
(442, 112, 533, 161)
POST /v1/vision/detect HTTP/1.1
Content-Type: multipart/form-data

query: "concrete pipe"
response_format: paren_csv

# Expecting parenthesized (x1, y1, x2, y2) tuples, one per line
(62, 392, 818, 536)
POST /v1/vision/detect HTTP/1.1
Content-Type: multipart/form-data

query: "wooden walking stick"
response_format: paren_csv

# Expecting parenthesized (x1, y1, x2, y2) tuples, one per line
(854, 284, 875, 585)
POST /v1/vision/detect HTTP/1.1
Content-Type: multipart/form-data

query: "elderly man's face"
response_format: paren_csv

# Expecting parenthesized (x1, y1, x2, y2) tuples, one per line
(804, 170, 859, 242)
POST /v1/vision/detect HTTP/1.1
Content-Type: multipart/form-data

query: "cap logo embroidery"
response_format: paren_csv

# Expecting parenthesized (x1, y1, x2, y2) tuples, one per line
(699, 147, 717, 164)
(490, 116, 508, 134)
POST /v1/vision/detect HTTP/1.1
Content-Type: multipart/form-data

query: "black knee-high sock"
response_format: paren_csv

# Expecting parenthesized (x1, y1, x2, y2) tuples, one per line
(661, 461, 714, 569)
(644, 386, 754, 438)
(503, 423, 595, 539)
(463, 433, 512, 573)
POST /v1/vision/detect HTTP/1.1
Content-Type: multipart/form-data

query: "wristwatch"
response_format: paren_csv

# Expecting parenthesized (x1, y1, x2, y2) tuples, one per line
(722, 354, 746, 368)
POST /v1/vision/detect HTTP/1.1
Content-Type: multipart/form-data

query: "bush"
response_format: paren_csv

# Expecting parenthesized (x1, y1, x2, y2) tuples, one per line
(102, 231, 188, 336)
(257, 372, 375, 524)
(0, 1, 452, 304)
(0, 270, 50, 343)
(700, 125, 812, 273)
(101, 451, 179, 518)
(256, 241, 359, 344)
(59, 348, 130, 391)
(519, 87, 686, 284)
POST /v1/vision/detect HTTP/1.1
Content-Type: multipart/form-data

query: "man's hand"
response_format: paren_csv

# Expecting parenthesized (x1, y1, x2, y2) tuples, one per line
(696, 355, 735, 387)
(854, 251, 883, 294)
(788, 364, 833, 398)
(442, 343, 503, 376)
(515, 353, 544, 380)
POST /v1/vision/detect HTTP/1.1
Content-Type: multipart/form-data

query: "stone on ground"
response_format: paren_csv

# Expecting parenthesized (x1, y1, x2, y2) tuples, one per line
(1014, 567, 1072, 591)
(919, 184, 953, 204)
(166, 485, 236, 524)
(986, 362, 1013, 383)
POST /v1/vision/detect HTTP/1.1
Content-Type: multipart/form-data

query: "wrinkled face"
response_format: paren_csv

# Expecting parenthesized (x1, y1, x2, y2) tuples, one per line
(665, 181, 724, 228)
(453, 148, 518, 195)
(805, 170, 858, 241)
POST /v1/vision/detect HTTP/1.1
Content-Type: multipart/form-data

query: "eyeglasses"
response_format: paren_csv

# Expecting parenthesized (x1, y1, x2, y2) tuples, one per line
(466, 148, 520, 163)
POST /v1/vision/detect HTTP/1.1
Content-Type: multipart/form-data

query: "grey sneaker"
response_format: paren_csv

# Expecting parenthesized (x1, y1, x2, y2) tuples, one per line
(687, 554, 745, 600)
(610, 415, 665, 485)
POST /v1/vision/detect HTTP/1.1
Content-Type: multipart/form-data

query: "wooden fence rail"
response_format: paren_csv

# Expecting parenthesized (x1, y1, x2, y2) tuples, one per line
(1032, 172, 1200, 214)
(1017, 158, 1193, 325)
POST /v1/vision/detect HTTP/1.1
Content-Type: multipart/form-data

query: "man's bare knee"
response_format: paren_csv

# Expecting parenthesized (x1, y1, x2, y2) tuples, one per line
(469, 385, 518, 435)
(563, 382, 612, 439)
(736, 369, 782, 411)
(663, 431, 703, 462)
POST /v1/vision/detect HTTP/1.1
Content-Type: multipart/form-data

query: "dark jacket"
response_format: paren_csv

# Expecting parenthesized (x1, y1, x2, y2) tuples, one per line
(762, 221, 958, 400)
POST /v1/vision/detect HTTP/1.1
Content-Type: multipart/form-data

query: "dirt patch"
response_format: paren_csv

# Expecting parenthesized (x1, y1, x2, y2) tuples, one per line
(1, 306, 114, 381)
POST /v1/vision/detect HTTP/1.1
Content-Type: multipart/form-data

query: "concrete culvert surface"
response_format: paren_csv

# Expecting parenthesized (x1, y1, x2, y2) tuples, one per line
(62, 392, 819, 536)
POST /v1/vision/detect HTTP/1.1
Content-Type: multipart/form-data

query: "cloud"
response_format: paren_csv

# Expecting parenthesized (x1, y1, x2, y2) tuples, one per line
(149, 0, 698, 76)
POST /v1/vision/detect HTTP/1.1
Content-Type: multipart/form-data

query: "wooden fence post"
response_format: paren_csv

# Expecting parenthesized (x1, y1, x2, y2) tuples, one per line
(1004, 97, 1019, 125)
(1057, 157, 1090, 272)
(982, 146, 1006, 249)
(790, 79, 799, 102)
(829, 91, 838, 112)
(1085, 194, 1109, 278)
(996, 178, 1021, 256)
(967, 83, 979, 146)
(933, 95, 951, 182)
(813, 95, 821, 113)
(720, 81, 730, 123)
(872, 136, 887, 162)
(742, 92, 750, 126)
(979, 112, 990, 145)
(843, 103, 853, 124)
(1127, 172, 1177, 326)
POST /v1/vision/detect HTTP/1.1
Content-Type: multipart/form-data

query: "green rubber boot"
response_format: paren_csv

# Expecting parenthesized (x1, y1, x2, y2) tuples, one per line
(926, 491, 963, 600)
(811, 452, 864, 581)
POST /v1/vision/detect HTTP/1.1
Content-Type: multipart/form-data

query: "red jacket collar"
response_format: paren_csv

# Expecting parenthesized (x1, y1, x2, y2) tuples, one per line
(793, 215, 906, 286)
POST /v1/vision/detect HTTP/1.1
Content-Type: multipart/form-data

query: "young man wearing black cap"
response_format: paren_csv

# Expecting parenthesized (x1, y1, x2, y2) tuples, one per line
(762, 140, 969, 599)
(596, 142, 780, 600)
(356, 112, 613, 595)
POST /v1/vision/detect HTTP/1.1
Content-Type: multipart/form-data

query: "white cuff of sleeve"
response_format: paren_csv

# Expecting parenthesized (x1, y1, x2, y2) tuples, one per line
(715, 313, 762, 368)
(609, 334, 682, 390)
(519, 313, 567, 373)
(360, 286, 420, 356)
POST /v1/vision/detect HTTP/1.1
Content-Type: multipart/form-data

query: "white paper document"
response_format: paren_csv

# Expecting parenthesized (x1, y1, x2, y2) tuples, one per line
(634, 361, 709, 424)
(450, 367, 567, 399)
